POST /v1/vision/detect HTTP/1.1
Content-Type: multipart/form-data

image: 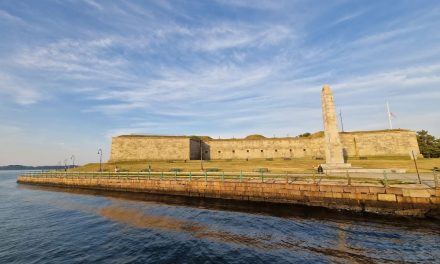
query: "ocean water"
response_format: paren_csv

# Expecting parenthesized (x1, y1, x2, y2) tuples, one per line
(1, 170, 439, 264)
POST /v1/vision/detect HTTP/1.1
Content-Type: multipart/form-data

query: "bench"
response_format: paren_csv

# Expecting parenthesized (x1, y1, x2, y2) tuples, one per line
(255, 168, 269, 173)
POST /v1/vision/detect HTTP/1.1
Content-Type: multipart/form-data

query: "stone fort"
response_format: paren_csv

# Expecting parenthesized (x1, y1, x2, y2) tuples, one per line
(110, 86, 420, 162)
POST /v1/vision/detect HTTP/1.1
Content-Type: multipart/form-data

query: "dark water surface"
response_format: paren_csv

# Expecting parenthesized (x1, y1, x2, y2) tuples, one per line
(1, 171, 439, 264)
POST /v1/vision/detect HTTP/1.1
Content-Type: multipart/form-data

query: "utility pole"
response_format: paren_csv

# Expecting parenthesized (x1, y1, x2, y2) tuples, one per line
(339, 110, 344, 132)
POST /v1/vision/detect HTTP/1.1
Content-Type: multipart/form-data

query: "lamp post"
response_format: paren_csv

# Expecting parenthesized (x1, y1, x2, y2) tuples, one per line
(70, 155, 75, 169)
(98, 148, 103, 172)
(63, 159, 67, 171)
(200, 140, 204, 171)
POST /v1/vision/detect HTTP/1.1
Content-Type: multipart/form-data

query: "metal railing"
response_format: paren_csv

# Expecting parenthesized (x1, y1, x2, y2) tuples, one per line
(19, 170, 437, 187)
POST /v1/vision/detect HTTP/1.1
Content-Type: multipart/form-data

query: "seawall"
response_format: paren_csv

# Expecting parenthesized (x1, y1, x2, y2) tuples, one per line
(17, 174, 440, 218)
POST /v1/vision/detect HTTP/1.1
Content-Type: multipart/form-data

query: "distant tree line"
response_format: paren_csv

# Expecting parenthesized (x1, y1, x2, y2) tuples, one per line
(417, 130, 440, 158)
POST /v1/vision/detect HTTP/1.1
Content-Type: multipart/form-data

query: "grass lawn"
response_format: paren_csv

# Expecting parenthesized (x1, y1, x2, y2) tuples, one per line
(72, 157, 440, 173)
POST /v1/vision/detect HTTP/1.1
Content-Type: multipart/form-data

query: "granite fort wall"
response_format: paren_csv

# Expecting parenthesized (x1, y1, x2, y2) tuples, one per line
(109, 130, 420, 161)
(340, 130, 420, 157)
(110, 136, 193, 162)
(17, 175, 440, 217)
(206, 130, 420, 160)
(206, 137, 324, 160)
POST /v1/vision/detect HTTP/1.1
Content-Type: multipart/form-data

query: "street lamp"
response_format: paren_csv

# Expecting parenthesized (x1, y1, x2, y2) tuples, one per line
(63, 159, 67, 171)
(200, 140, 204, 171)
(70, 155, 75, 169)
(97, 148, 103, 172)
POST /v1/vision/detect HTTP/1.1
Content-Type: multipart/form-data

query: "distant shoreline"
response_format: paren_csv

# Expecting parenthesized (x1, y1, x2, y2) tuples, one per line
(0, 165, 76, 171)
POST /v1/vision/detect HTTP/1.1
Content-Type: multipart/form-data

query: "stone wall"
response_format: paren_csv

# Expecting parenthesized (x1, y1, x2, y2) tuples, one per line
(340, 130, 420, 157)
(109, 130, 420, 161)
(17, 175, 440, 217)
(110, 136, 193, 162)
(206, 130, 419, 160)
(206, 137, 324, 160)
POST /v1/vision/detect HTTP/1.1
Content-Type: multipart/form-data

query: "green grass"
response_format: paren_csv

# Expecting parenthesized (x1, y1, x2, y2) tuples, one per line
(71, 157, 440, 173)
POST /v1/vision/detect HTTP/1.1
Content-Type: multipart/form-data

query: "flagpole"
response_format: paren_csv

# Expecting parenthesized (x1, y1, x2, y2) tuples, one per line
(386, 101, 393, 129)
(339, 110, 344, 132)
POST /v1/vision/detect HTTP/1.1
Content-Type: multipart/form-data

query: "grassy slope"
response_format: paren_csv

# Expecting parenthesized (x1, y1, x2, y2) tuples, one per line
(72, 158, 440, 173)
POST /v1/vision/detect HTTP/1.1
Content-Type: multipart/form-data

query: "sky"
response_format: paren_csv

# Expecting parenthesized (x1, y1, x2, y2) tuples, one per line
(0, 0, 439, 166)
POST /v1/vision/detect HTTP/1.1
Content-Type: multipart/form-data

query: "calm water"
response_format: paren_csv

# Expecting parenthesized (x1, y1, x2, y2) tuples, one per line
(1, 171, 439, 264)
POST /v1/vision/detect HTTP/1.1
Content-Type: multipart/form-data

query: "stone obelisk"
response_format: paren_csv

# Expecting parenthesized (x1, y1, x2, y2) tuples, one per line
(321, 85, 349, 168)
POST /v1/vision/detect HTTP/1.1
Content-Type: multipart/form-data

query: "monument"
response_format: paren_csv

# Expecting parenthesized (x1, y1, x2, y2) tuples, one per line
(321, 85, 351, 169)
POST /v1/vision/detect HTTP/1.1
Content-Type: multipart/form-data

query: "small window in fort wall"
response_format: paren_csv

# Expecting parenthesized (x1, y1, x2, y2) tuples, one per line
(232, 150, 235, 153)
(289, 149, 292, 152)
(275, 149, 278, 152)
(303, 149, 306, 151)
(261, 150, 264, 153)
(246, 150, 249, 153)
(218, 150, 221, 153)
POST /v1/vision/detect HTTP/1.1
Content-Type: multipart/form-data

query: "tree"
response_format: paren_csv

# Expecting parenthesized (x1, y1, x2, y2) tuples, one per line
(298, 132, 311, 137)
(416, 130, 440, 158)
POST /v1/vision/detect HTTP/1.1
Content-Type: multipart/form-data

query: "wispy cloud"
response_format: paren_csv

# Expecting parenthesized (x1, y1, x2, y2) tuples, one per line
(17, 37, 130, 75)
(191, 24, 292, 52)
(0, 74, 42, 105)
(81, 0, 103, 10)
(354, 26, 421, 46)
(333, 63, 440, 92)
(215, 0, 289, 10)
(0, 9, 25, 24)
(84, 62, 276, 116)
(331, 10, 365, 26)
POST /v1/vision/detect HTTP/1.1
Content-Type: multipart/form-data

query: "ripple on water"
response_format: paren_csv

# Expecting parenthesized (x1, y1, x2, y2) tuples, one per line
(1, 171, 439, 263)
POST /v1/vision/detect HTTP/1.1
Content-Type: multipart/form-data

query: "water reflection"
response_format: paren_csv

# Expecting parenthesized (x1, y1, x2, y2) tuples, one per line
(10, 179, 440, 263)
(18, 183, 440, 232)
(63, 201, 395, 262)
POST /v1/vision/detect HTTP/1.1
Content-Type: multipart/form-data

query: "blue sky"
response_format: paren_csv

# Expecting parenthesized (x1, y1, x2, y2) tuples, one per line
(1, 0, 439, 165)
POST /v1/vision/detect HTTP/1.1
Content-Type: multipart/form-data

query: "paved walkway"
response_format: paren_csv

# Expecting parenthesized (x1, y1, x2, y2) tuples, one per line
(244, 172, 439, 189)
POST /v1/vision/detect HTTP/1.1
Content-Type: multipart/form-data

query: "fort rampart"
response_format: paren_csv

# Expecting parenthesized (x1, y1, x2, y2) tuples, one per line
(110, 130, 420, 162)
(110, 135, 201, 162)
